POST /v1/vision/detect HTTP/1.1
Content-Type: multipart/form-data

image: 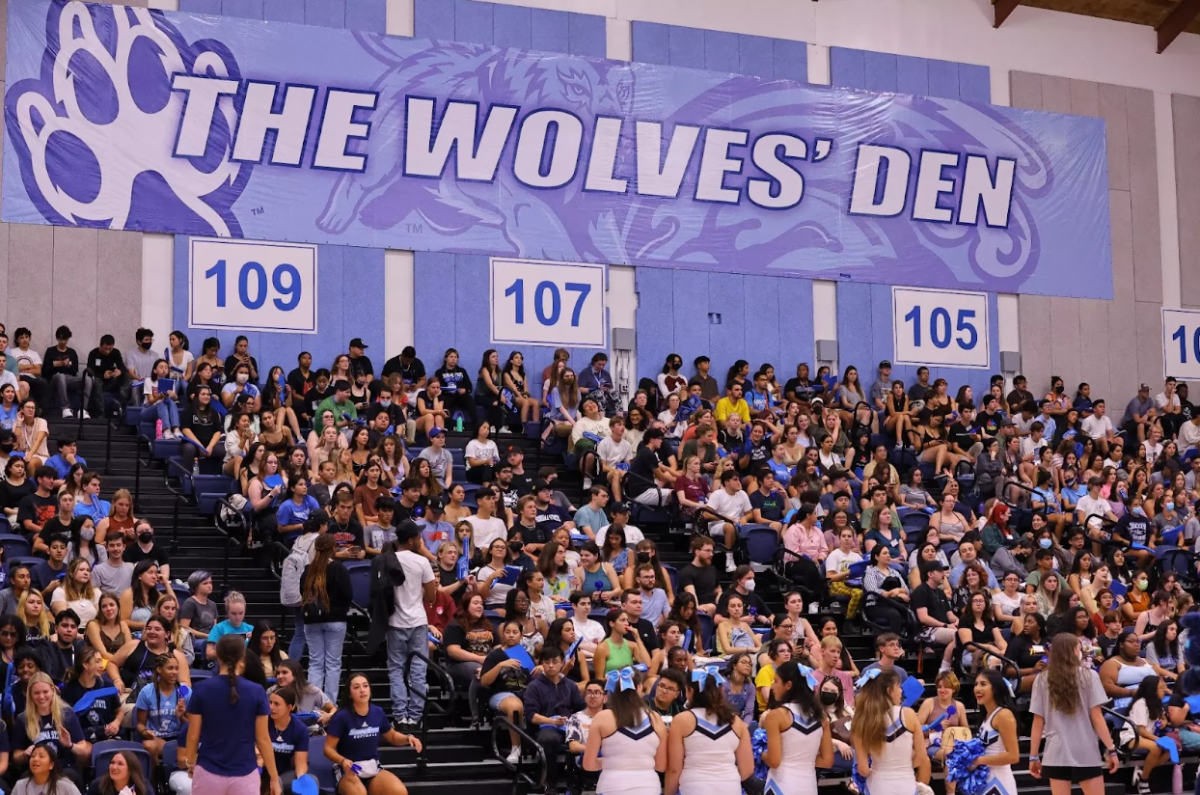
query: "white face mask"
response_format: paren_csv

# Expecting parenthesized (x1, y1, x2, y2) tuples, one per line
(236, 373, 249, 385)
(743, 579, 756, 592)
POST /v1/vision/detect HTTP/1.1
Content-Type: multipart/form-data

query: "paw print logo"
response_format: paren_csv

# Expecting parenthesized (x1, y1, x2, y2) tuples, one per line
(5, 1, 250, 236)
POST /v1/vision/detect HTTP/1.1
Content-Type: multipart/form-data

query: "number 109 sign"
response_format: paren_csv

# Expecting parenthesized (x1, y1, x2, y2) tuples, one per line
(190, 238, 318, 334)
(490, 258, 607, 348)
(891, 287, 990, 369)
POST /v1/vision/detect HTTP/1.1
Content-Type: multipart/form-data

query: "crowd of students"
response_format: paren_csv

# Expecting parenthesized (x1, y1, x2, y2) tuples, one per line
(5, 322, 1200, 794)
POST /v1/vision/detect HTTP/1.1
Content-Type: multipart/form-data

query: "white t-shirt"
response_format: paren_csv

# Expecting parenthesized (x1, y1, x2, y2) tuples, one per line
(1143, 440, 1163, 465)
(825, 548, 863, 575)
(1075, 494, 1112, 529)
(467, 515, 508, 551)
(572, 616, 606, 644)
(464, 439, 499, 469)
(1156, 392, 1181, 410)
(1080, 414, 1112, 440)
(707, 488, 752, 523)
(0, 371, 17, 392)
(6, 347, 41, 370)
(597, 436, 633, 466)
(597, 523, 645, 545)
(390, 549, 435, 629)
(1180, 420, 1200, 449)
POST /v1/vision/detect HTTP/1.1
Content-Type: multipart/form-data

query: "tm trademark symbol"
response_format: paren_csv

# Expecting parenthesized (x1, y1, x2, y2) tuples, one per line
(405, 222, 424, 234)
(251, 206, 265, 216)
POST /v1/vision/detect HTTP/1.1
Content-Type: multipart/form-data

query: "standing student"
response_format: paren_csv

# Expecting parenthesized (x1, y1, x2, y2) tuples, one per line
(302, 535, 351, 703)
(762, 661, 833, 795)
(1028, 633, 1119, 795)
(182, 635, 281, 795)
(972, 669, 1020, 795)
(582, 666, 668, 795)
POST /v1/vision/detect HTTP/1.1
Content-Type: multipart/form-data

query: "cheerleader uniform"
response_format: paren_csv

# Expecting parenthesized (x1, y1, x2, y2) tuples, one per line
(861, 706, 917, 795)
(596, 715, 661, 795)
(765, 704, 823, 795)
(978, 708, 1018, 795)
(678, 708, 741, 795)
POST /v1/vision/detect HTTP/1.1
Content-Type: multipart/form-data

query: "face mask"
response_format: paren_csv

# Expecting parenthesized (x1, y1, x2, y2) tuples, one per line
(380, 400, 391, 408)
(1166, 502, 1176, 512)
(80, 528, 95, 541)
(1132, 507, 1145, 517)
(820, 691, 838, 706)
(236, 373, 249, 385)
(1137, 580, 1149, 592)
(636, 551, 651, 564)
(138, 531, 153, 544)
(743, 580, 756, 592)
(1039, 538, 1052, 549)
(1055, 385, 1064, 394)
(509, 541, 523, 553)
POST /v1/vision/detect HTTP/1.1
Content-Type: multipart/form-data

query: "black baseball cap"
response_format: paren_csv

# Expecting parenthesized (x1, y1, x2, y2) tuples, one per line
(395, 519, 422, 542)
(349, 338, 368, 349)
(427, 496, 446, 513)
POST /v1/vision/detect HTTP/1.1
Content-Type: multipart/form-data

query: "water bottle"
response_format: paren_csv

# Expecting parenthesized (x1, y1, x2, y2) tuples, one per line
(155, 419, 163, 439)
(455, 414, 464, 433)
(1173, 763, 1183, 794)
(192, 459, 200, 478)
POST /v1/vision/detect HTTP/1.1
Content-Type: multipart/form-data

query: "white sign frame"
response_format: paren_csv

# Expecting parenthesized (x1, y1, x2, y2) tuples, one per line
(891, 286, 990, 369)
(189, 238, 318, 334)
(490, 257, 607, 348)
(1161, 308, 1200, 380)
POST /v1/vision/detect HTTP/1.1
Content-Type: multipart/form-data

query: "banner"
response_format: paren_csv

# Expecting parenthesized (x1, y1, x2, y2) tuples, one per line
(3, 0, 1113, 298)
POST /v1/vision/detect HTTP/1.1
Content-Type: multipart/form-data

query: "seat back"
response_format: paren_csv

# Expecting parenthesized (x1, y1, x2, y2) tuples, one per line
(93, 740, 153, 783)
(309, 734, 336, 791)
(344, 560, 372, 610)
(743, 527, 780, 568)
(0, 536, 32, 563)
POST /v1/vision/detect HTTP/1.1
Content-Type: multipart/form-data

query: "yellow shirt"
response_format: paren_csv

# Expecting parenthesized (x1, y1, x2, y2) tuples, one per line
(754, 663, 776, 711)
(715, 397, 751, 425)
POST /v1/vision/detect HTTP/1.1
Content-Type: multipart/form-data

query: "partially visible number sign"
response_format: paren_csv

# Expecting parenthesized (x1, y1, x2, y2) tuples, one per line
(892, 287, 989, 369)
(1162, 308, 1200, 379)
(190, 238, 317, 333)
(491, 258, 606, 347)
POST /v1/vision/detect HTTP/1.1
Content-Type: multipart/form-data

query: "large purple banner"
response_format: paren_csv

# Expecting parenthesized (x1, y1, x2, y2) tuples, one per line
(3, 0, 1112, 298)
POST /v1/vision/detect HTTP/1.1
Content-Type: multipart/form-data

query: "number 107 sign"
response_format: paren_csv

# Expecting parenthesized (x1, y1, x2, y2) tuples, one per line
(892, 287, 990, 369)
(491, 258, 607, 347)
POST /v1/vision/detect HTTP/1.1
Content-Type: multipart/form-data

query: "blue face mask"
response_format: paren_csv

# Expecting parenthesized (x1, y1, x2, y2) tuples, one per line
(1132, 507, 1145, 517)
(1166, 502, 1176, 512)
(1039, 538, 1053, 549)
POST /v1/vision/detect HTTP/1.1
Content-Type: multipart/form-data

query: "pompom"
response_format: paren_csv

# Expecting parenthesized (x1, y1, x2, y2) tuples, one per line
(945, 738, 991, 795)
(850, 754, 870, 794)
(751, 726, 769, 780)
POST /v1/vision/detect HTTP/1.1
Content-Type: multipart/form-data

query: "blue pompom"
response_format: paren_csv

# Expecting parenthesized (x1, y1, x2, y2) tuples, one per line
(945, 738, 991, 795)
(751, 726, 769, 779)
(850, 754, 870, 794)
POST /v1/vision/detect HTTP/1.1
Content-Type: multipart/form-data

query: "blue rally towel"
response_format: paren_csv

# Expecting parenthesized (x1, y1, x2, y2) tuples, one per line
(901, 676, 925, 707)
(504, 645, 535, 670)
(72, 686, 120, 713)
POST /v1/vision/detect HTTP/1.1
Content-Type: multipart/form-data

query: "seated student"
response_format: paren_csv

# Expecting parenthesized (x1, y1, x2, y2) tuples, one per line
(366, 496, 398, 557)
(36, 609, 90, 685)
(86, 749, 151, 795)
(13, 672, 90, 775)
(14, 744, 81, 795)
(205, 591, 253, 660)
(522, 646, 586, 790)
(264, 686, 317, 795)
(124, 521, 170, 582)
(31, 535, 69, 592)
(134, 651, 190, 768)
(44, 438, 86, 486)
(277, 476, 321, 543)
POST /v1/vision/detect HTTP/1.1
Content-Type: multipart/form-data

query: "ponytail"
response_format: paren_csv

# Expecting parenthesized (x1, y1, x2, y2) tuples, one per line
(214, 635, 246, 705)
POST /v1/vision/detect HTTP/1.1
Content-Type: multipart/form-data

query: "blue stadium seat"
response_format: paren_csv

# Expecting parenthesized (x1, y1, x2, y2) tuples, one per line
(308, 734, 336, 792)
(0, 536, 32, 563)
(92, 740, 153, 783)
(344, 560, 371, 610)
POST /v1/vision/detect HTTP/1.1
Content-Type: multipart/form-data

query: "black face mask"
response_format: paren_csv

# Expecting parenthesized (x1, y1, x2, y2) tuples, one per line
(509, 541, 523, 553)
(636, 551, 651, 564)
(138, 531, 154, 544)
(1054, 385, 1064, 394)
(820, 691, 838, 706)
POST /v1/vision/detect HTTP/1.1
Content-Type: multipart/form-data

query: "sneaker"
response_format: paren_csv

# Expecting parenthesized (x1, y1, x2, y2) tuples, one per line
(725, 554, 737, 573)
(582, 476, 592, 490)
(62, 408, 74, 418)
(82, 411, 91, 419)
(506, 746, 521, 764)
(499, 426, 513, 434)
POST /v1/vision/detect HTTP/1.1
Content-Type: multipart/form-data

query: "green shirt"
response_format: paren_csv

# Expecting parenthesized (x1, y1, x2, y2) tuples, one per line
(316, 397, 357, 424)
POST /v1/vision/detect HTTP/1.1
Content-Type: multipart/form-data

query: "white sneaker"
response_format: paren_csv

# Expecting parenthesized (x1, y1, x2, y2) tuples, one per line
(583, 476, 592, 490)
(62, 408, 74, 418)
(506, 746, 521, 764)
(165, 429, 177, 440)
(82, 411, 91, 419)
(725, 555, 737, 573)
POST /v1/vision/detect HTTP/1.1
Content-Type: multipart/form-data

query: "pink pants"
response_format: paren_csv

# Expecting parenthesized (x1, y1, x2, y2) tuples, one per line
(192, 766, 259, 795)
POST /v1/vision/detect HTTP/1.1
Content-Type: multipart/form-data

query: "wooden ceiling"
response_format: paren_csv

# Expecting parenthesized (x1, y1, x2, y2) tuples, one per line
(993, 0, 1200, 51)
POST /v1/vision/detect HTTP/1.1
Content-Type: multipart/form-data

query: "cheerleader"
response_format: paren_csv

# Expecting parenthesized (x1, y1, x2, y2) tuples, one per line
(851, 669, 931, 795)
(582, 666, 667, 795)
(971, 670, 1020, 795)
(762, 662, 833, 795)
(664, 665, 754, 795)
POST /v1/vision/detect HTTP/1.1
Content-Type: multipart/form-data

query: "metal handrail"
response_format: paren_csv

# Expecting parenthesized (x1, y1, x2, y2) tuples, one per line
(212, 497, 249, 589)
(490, 715, 548, 792)
(402, 650, 455, 773)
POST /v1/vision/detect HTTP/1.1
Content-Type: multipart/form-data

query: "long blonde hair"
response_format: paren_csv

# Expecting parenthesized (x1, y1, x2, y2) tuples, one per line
(23, 672, 67, 742)
(61, 559, 98, 603)
(154, 593, 190, 650)
(19, 590, 51, 638)
(851, 670, 899, 758)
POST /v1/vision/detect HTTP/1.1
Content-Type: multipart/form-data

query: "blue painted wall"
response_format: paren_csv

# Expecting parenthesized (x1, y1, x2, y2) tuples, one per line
(629, 23, 813, 387)
(411, 0, 608, 388)
(173, 0, 387, 374)
(829, 48, 1000, 398)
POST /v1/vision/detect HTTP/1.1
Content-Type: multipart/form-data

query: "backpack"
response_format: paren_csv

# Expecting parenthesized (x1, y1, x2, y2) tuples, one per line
(280, 533, 317, 607)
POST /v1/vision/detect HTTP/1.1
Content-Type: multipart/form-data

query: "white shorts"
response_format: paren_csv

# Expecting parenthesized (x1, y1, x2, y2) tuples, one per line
(632, 488, 671, 507)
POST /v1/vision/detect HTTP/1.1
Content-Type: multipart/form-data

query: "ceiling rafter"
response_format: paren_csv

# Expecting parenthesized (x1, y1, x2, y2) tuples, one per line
(994, 0, 1022, 28)
(1157, 0, 1200, 52)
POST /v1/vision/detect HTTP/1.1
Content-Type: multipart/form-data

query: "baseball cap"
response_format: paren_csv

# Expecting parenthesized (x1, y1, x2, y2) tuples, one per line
(395, 519, 422, 542)
(506, 445, 523, 457)
(426, 496, 446, 513)
(925, 560, 948, 572)
(349, 338, 368, 349)
(999, 418, 1016, 427)
(428, 426, 444, 438)
(811, 397, 824, 406)
(878, 360, 892, 369)
(1139, 383, 1150, 392)
(610, 502, 630, 514)
(534, 479, 552, 492)
(303, 510, 329, 535)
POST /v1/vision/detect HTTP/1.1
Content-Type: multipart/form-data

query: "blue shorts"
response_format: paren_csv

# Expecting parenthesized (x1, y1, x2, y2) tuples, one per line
(489, 691, 517, 711)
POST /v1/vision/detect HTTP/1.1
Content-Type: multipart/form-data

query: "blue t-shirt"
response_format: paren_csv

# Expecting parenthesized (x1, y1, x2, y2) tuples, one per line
(188, 675, 269, 776)
(0, 405, 18, 430)
(13, 709, 85, 766)
(276, 497, 321, 535)
(207, 620, 254, 644)
(135, 682, 190, 738)
(45, 454, 86, 480)
(269, 715, 310, 773)
(73, 498, 110, 524)
(328, 705, 391, 764)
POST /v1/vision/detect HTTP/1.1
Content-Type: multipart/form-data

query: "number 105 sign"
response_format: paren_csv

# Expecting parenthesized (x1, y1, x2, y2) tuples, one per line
(190, 238, 317, 334)
(892, 287, 990, 369)
(491, 258, 607, 347)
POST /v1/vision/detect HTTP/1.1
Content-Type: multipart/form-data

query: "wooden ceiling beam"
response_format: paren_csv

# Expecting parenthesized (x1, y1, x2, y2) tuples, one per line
(994, 0, 1021, 28)
(1157, 0, 1200, 53)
